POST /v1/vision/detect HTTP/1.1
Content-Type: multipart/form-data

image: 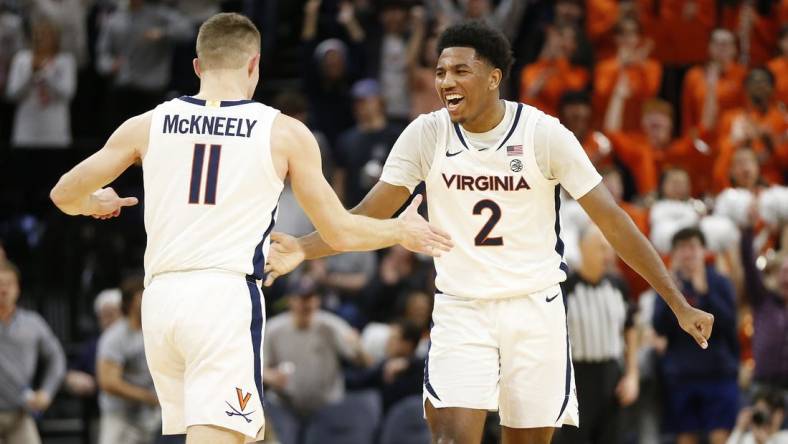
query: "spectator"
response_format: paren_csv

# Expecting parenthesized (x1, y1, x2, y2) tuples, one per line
(65, 288, 123, 398)
(554, 225, 638, 444)
(369, 0, 411, 123)
(740, 224, 788, 394)
(593, 17, 662, 132)
(649, 0, 716, 67)
(307, 251, 378, 329)
(333, 78, 403, 207)
(727, 390, 788, 444)
(426, 0, 527, 40)
(520, 23, 589, 117)
(263, 276, 368, 441)
(559, 91, 615, 171)
(301, 0, 366, 147)
(728, 147, 767, 194)
(767, 26, 788, 105)
(0, 260, 66, 444)
(6, 18, 76, 148)
(406, 6, 443, 119)
(96, 275, 159, 444)
(720, 1, 780, 67)
(348, 319, 424, 412)
(0, 4, 23, 144)
(714, 68, 788, 192)
(653, 228, 739, 444)
(22, 0, 91, 67)
(682, 28, 746, 135)
(273, 91, 333, 239)
(605, 96, 713, 198)
(520, 0, 592, 69)
(96, 0, 192, 129)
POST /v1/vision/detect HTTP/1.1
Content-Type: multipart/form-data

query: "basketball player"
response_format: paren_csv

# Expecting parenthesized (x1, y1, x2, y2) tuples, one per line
(49, 13, 452, 444)
(264, 21, 715, 444)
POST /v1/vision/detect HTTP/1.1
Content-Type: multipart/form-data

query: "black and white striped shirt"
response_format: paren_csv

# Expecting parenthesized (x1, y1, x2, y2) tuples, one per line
(561, 273, 636, 362)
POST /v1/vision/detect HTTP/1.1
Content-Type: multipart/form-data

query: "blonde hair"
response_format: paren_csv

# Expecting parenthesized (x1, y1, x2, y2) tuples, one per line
(196, 13, 260, 70)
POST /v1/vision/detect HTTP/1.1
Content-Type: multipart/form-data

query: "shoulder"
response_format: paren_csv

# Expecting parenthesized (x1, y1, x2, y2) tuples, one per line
(98, 320, 127, 347)
(316, 311, 351, 330)
(606, 274, 630, 295)
(271, 113, 315, 148)
(16, 308, 47, 328)
(11, 49, 32, 64)
(685, 65, 704, 81)
(409, 109, 447, 134)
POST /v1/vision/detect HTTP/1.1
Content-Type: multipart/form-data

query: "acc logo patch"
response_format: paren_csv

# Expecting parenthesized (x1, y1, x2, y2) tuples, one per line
(510, 159, 523, 173)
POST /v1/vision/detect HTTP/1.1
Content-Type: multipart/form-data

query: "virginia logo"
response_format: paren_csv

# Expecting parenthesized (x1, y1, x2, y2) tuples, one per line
(225, 388, 255, 423)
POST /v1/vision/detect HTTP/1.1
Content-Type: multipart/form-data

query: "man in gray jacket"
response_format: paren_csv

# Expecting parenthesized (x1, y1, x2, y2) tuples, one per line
(0, 260, 66, 444)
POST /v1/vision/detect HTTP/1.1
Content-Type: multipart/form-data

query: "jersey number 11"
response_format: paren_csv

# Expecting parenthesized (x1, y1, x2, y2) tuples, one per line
(188, 143, 222, 205)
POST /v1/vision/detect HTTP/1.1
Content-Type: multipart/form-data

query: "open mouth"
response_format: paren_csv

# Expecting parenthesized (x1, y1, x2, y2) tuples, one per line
(445, 93, 465, 111)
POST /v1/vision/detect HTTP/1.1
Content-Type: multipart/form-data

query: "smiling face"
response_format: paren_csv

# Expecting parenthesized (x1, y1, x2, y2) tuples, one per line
(435, 47, 501, 125)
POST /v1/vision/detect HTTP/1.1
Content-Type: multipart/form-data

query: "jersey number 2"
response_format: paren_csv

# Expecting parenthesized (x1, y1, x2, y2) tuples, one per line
(473, 200, 503, 246)
(188, 143, 222, 205)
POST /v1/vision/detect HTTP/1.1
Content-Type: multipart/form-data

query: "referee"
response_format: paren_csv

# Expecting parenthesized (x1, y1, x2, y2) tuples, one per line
(554, 225, 639, 444)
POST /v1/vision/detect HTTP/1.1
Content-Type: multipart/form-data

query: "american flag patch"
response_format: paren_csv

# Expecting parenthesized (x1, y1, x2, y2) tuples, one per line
(506, 145, 523, 156)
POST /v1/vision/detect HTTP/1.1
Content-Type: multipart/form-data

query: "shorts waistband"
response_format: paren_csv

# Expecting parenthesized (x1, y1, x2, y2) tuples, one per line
(435, 283, 561, 301)
(149, 269, 252, 283)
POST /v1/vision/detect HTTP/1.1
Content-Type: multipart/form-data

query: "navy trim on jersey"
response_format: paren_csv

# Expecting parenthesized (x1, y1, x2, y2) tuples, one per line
(251, 205, 279, 280)
(553, 186, 569, 274)
(555, 319, 572, 422)
(245, 279, 264, 404)
(452, 123, 469, 149)
(424, 322, 441, 401)
(204, 145, 222, 204)
(178, 96, 255, 107)
(495, 103, 524, 151)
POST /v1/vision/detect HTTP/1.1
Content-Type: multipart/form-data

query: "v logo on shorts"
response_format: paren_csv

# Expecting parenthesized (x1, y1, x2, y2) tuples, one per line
(545, 293, 560, 303)
(225, 388, 255, 423)
(236, 387, 252, 411)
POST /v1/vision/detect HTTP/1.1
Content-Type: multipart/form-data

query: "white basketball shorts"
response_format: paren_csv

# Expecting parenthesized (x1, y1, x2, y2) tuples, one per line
(141, 270, 266, 442)
(424, 284, 579, 429)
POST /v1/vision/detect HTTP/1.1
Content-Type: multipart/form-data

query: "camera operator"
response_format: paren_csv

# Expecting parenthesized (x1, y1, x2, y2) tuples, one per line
(727, 391, 788, 444)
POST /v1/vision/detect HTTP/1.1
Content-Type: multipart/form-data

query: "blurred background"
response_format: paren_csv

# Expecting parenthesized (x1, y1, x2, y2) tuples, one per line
(0, 0, 787, 443)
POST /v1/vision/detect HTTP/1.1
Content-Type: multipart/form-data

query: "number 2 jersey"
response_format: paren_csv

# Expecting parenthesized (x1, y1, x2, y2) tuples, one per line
(142, 96, 283, 286)
(381, 101, 602, 299)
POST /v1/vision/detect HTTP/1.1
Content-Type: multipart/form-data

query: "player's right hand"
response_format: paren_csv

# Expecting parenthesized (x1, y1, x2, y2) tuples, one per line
(676, 304, 714, 349)
(397, 194, 453, 257)
(87, 187, 138, 219)
(263, 232, 306, 287)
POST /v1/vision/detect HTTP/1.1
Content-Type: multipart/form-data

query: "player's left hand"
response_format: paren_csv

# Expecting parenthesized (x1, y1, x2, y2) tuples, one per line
(676, 304, 714, 349)
(263, 232, 306, 287)
(87, 187, 138, 219)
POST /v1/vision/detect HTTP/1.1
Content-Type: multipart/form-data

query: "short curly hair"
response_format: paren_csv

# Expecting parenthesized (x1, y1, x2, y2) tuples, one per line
(437, 21, 514, 79)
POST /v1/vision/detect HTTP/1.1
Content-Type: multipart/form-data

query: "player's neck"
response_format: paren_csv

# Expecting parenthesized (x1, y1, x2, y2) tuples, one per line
(461, 99, 505, 133)
(195, 74, 249, 102)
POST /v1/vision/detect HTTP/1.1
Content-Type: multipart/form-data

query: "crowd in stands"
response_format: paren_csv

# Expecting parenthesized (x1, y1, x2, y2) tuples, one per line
(1, 0, 788, 443)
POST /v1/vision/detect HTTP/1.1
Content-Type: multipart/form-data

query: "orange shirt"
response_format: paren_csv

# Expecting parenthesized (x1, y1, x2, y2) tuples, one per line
(767, 57, 788, 106)
(714, 105, 788, 191)
(580, 131, 616, 171)
(520, 58, 589, 118)
(586, 0, 619, 60)
(721, 5, 780, 66)
(651, 134, 716, 197)
(681, 63, 747, 135)
(594, 57, 663, 132)
(650, 0, 716, 65)
(781, 0, 788, 23)
(607, 132, 658, 196)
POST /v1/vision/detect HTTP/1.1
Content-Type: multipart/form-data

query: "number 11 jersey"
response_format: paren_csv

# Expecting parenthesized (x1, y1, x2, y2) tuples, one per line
(381, 101, 602, 299)
(143, 97, 283, 286)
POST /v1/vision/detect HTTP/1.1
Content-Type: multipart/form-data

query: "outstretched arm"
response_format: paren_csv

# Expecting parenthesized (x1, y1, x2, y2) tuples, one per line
(273, 114, 449, 256)
(264, 181, 412, 286)
(578, 184, 714, 348)
(50, 112, 148, 217)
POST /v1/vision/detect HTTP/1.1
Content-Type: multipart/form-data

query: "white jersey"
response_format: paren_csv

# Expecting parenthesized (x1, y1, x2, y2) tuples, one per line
(381, 101, 602, 299)
(143, 96, 283, 285)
